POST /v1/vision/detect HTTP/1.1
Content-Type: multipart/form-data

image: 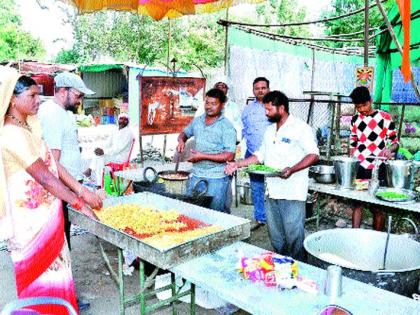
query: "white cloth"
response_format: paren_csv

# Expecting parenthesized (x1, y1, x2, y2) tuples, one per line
(89, 126, 134, 185)
(195, 99, 242, 141)
(254, 115, 319, 201)
(102, 126, 134, 163)
(38, 99, 83, 180)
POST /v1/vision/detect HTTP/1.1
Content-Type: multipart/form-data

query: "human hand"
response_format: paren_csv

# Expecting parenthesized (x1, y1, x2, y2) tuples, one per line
(95, 189, 106, 200)
(225, 162, 238, 175)
(378, 148, 393, 159)
(80, 204, 99, 220)
(280, 167, 293, 179)
(186, 149, 203, 163)
(176, 141, 185, 153)
(81, 187, 103, 209)
(94, 148, 104, 156)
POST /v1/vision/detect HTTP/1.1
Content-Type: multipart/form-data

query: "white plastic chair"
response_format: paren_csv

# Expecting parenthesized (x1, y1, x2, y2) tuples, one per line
(0, 297, 77, 315)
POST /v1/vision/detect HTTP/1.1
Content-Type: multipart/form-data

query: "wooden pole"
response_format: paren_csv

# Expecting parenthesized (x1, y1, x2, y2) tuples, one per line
(364, 0, 370, 66)
(375, 0, 420, 101)
(223, 8, 229, 75)
(167, 19, 172, 76)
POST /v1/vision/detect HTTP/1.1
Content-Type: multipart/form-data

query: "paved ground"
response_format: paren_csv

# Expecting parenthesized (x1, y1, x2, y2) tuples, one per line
(0, 199, 335, 315)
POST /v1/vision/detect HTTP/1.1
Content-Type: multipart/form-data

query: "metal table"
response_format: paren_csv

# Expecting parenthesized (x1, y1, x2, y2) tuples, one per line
(308, 181, 420, 229)
(69, 192, 250, 314)
(172, 242, 420, 315)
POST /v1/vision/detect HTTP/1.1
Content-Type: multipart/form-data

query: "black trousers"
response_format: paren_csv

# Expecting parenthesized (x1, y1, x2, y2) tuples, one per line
(62, 201, 72, 250)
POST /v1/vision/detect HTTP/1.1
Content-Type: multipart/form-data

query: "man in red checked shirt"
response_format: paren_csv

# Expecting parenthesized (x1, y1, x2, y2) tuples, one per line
(349, 86, 399, 231)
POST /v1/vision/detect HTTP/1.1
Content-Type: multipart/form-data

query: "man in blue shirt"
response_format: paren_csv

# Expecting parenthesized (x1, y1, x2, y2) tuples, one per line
(177, 88, 236, 212)
(241, 77, 272, 228)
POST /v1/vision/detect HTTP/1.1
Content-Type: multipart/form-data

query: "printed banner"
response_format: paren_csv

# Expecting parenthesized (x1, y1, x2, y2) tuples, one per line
(140, 76, 205, 135)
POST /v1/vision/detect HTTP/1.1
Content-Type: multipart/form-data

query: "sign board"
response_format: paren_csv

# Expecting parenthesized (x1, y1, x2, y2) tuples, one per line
(140, 76, 205, 135)
(355, 66, 374, 91)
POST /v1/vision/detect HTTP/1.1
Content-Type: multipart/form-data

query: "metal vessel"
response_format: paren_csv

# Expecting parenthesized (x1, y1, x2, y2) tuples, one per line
(332, 156, 360, 190)
(304, 228, 420, 296)
(384, 160, 417, 190)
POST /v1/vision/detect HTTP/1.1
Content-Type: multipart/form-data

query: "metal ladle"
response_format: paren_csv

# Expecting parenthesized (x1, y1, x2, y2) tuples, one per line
(382, 215, 392, 270)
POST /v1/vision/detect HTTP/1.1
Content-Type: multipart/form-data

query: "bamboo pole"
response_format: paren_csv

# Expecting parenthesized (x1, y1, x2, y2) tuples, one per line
(375, 0, 420, 101)
(364, 0, 370, 66)
(167, 19, 172, 76)
(223, 8, 230, 75)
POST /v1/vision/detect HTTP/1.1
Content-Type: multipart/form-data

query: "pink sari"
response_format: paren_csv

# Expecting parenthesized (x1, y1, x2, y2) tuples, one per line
(2, 125, 78, 315)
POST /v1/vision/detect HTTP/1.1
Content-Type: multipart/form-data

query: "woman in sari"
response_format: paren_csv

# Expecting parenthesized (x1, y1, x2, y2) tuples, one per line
(0, 66, 102, 314)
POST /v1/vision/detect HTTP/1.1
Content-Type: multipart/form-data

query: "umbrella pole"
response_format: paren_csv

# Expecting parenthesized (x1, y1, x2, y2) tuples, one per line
(224, 8, 229, 75)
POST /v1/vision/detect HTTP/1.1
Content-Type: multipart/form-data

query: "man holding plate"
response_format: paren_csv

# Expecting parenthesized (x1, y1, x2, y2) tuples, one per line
(225, 91, 319, 260)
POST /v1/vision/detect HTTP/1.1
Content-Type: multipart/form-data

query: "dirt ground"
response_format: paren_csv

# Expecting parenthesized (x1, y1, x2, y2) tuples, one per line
(0, 194, 369, 315)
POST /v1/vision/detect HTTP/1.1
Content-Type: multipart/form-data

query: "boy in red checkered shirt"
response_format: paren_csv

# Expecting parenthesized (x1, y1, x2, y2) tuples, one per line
(349, 86, 399, 231)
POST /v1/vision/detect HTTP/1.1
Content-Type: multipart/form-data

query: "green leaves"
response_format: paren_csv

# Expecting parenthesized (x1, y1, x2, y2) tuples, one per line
(55, 10, 225, 71)
(0, 0, 45, 60)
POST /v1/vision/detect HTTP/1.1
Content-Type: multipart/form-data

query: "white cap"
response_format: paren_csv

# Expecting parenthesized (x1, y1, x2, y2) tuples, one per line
(118, 112, 129, 120)
(54, 72, 95, 95)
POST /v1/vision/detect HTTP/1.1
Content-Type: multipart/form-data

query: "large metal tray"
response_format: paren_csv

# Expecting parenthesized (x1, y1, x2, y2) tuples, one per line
(69, 192, 250, 269)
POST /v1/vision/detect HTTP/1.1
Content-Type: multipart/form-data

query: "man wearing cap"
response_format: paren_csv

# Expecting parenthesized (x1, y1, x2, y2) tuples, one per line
(85, 113, 134, 185)
(38, 71, 96, 250)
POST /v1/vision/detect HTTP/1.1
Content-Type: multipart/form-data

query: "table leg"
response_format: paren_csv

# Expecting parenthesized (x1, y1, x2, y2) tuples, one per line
(234, 171, 238, 207)
(190, 283, 196, 315)
(171, 273, 177, 315)
(316, 194, 321, 230)
(118, 248, 125, 315)
(139, 260, 146, 315)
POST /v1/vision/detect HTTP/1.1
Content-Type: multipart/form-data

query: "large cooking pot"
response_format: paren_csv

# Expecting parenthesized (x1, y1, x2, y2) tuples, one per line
(143, 167, 209, 197)
(384, 160, 418, 190)
(157, 170, 191, 195)
(332, 156, 360, 190)
(304, 229, 420, 296)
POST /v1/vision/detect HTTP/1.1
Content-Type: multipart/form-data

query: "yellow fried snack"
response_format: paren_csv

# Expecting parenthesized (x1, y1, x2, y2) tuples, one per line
(96, 204, 185, 236)
(95, 203, 221, 249)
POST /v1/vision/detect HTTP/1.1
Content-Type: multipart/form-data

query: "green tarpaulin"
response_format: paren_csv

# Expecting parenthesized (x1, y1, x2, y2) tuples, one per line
(78, 64, 125, 73)
(374, 1, 420, 103)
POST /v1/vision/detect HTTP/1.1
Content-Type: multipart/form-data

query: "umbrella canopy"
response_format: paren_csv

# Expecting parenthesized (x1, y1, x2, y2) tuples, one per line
(59, 0, 264, 20)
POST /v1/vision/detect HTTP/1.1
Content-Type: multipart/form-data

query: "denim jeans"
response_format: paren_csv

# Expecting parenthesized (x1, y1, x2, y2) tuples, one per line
(245, 150, 266, 223)
(266, 198, 306, 261)
(187, 175, 230, 213)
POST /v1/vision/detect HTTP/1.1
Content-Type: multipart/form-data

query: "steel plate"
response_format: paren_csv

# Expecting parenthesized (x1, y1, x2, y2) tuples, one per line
(375, 187, 417, 203)
(246, 169, 282, 177)
(69, 192, 250, 269)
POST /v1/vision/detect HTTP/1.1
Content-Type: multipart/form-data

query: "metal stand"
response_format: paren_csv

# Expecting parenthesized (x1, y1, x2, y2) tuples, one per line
(97, 240, 196, 315)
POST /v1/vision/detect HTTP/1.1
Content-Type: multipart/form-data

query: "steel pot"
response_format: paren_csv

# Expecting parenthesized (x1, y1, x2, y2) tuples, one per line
(240, 183, 253, 205)
(310, 165, 336, 184)
(304, 229, 420, 296)
(384, 160, 417, 190)
(332, 156, 360, 190)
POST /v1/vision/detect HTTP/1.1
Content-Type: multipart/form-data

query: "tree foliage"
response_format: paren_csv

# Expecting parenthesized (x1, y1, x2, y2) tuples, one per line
(55, 10, 225, 71)
(321, 0, 394, 48)
(0, 0, 45, 61)
(256, 0, 310, 37)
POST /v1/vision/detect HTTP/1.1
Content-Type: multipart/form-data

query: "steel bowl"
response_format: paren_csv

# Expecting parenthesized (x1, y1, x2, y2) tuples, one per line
(310, 165, 336, 184)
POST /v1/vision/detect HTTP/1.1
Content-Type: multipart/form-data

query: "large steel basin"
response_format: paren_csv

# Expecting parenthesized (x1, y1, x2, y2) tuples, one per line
(304, 228, 420, 296)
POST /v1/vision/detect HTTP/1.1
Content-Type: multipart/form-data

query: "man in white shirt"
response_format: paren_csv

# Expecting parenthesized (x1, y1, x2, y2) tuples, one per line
(38, 72, 102, 253)
(225, 91, 319, 260)
(85, 113, 134, 185)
